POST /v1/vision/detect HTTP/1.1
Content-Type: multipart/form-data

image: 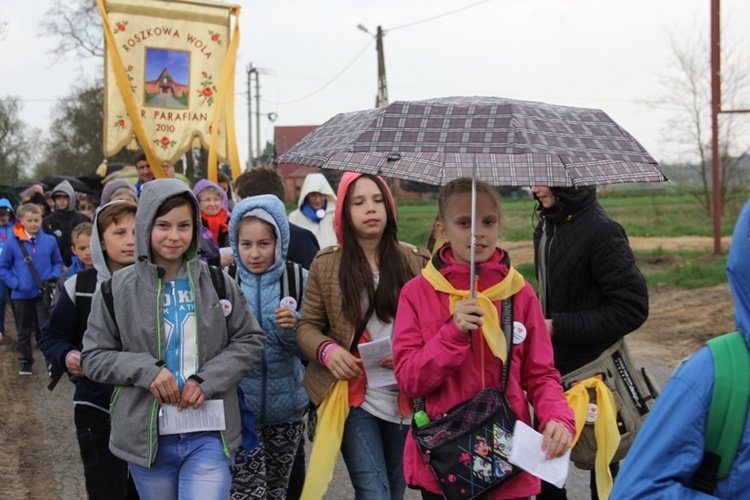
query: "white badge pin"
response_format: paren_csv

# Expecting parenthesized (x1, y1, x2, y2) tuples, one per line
(220, 299, 232, 317)
(280, 296, 297, 310)
(315, 208, 326, 219)
(512, 321, 527, 344)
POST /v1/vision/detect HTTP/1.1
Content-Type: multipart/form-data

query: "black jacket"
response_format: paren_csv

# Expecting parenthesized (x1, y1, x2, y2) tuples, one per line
(533, 187, 648, 375)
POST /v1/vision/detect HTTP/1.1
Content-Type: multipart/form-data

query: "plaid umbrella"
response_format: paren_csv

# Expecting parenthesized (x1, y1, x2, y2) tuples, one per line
(277, 96, 667, 187)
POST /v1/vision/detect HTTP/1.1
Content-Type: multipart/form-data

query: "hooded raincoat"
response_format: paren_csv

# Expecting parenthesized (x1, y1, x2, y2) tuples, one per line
(81, 179, 266, 467)
(611, 199, 750, 499)
(288, 173, 337, 248)
(229, 195, 309, 425)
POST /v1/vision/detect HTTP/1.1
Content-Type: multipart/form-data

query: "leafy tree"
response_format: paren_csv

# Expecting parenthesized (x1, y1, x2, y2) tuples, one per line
(652, 25, 750, 216)
(37, 81, 131, 178)
(0, 97, 38, 185)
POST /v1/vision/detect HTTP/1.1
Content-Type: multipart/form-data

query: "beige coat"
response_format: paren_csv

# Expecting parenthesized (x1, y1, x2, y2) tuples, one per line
(296, 243, 430, 405)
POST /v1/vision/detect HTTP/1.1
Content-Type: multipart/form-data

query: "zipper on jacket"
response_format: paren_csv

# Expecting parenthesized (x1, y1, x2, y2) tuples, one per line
(149, 278, 164, 468)
(147, 398, 159, 466)
(187, 265, 201, 370)
(255, 275, 268, 423)
(109, 385, 122, 413)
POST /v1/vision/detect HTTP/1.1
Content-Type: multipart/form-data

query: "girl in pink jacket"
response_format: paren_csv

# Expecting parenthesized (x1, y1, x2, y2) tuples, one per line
(393, 178, 576, 499)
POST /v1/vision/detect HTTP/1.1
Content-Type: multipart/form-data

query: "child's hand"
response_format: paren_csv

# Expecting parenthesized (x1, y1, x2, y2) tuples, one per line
(378, 354, 394, 370)
(65, 350, 85, 378)
(453, 299, 485, 333)
(541, 420, 573, 460)
(178, 380, 205, 411)
(327, 349, 363, 381)
(274, 306, 296, 330)
(149, 368, 180, 405)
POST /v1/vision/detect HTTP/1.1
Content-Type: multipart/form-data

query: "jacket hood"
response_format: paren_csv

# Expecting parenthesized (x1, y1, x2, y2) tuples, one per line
(101, 179, 138, 205)
(229, 195, 289, 282)
(333, 172, 396, 246)
(0, 198, 17, 223)
(51, 180, 77, 212)
(90, 200, 127, 282)
(136, 179, 201, 269)
(535, 186, 597, 223)
(297, 173, 337, 209)
(727, 199, 750, 345)
(193, 179, 229, 212)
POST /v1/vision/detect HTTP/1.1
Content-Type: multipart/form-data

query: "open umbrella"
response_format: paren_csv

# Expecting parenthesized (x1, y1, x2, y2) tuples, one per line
(40, 175, 94, 193)
(278, 96, 668, 293)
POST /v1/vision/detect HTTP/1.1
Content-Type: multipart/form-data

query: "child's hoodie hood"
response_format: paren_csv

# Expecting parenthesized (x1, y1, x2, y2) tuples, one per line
(0, 198, 17, 224)
(229, 194, 289, 283)
(297, 173, 337, 209)
(51, 180, 78, 213)
(727, 199, 750, 347)
(136, 179, 201, 275)
(193, 178, 229, 212)
(90, 201, 131, 284)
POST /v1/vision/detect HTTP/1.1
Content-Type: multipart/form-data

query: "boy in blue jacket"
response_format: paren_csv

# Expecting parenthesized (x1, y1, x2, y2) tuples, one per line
(0, 203, 63, 374)
(611, 199, 750, 499)
(0, 197, 17, 345)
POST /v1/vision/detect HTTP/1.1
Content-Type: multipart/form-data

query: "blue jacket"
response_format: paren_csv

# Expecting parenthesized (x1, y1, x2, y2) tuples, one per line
(0, 223, 63, 299)
(229, 195, 309, 425)
(611, 199, 750, 499)
(0, 198, 17, 257)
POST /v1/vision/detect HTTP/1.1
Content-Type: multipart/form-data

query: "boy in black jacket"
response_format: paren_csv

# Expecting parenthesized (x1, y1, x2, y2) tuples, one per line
(40, 201, 139, 500)
(43, 180, 90, 268)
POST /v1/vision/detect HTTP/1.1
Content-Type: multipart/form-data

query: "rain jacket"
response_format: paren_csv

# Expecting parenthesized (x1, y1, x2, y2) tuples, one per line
(229, 194, 309, 425)
(288, 173, 337, 248)
(81, 179, 266, 467)
(43, 180, 90, 267)
(533, 186, 648, 375)
(610, 199, 750, 499)
(0, 220, 62, 300)
(40, 201, 129, 412)
(393, 246, 576, 499)
(0, 198, 17, 257)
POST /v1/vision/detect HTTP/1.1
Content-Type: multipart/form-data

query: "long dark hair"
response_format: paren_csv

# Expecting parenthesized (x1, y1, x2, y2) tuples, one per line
(338, 175, 414, 325)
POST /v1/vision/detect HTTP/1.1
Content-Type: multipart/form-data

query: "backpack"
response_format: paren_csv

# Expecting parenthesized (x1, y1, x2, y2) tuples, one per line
(225, 260, 305, 312)
(692, 331, 750, 494)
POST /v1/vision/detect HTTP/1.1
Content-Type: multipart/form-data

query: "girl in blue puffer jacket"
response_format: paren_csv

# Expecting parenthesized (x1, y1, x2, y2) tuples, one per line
(229, 194, 309, 500)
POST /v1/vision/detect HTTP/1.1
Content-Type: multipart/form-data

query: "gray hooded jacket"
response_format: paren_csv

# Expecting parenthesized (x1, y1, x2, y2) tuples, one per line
(81, 179, 266, 467)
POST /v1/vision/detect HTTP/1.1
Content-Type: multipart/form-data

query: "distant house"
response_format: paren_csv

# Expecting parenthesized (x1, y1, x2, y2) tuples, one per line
(273, 124, 423, 202)
(145, 67, 188, 98)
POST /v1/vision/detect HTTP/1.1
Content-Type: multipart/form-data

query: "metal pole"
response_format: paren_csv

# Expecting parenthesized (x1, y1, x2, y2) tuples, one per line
(710, 0, 722, 255)
(470, 160, 477, 299)
(247, 64, 253, 168)
(255, 69, 261, 166)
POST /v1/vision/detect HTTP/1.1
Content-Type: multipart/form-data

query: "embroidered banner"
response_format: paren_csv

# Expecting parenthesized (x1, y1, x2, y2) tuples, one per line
(97, 0, 241, 181)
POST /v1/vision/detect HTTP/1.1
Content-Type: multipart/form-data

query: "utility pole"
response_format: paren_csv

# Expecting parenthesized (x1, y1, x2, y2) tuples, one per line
(376, 26, 388, 107)
(255, 68, 261, 166)
(247, 64, 254, 168)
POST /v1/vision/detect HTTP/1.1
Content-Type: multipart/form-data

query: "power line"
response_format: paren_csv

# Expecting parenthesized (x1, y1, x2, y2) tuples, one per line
(389, 0, 494, 32)
(270, 39, 374, 106)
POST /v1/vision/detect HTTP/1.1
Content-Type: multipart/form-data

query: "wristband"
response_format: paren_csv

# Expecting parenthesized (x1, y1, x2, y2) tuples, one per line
(321, 343, 342, 366)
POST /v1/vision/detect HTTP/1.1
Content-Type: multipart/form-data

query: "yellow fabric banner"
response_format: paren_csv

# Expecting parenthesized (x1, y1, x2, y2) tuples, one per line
(98, 0, 241, 181)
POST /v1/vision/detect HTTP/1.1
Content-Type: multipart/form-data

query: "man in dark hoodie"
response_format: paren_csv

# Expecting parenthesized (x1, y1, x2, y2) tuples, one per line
(531, 185, 649, 500)
(43, 180, 90, 267)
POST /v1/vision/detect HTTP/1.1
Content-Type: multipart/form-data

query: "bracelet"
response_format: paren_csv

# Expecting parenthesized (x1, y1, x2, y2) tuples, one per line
(321, 343, 342, 366)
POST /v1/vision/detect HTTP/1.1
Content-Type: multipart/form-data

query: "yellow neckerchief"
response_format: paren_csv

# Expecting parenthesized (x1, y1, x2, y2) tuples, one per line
(421, 250, 525, 362)
(301, 380, 349, 499)
(565, 378, 620, 500)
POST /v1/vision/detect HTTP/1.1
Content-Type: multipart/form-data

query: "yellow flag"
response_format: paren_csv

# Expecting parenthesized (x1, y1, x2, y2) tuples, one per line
(97, 0, 241, 181)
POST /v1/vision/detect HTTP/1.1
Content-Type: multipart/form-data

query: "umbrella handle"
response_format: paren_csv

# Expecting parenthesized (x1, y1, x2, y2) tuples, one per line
(470, 163, 477, 299)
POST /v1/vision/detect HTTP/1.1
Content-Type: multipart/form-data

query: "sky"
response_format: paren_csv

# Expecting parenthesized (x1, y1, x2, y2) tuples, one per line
(4, 0, 750, 171)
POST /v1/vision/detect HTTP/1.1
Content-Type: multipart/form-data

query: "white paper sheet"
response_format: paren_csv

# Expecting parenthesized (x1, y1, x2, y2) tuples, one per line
(357, 336, 397, 388)
(158, 400, 226, 435)
(508, 420, 571, 488)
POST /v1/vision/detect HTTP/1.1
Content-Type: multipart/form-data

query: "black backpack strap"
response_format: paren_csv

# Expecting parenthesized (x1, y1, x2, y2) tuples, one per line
(280, 260, 303, 311)
(74, 268, 98, 333)
(208, 265, 227, 301)
(100, 278, 117, 329)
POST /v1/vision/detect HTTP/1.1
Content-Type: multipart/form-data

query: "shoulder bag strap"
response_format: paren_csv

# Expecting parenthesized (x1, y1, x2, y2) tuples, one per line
(501, 296, 514, 393)
(349, 304, 375, 354)
(18, 239, 44, 290)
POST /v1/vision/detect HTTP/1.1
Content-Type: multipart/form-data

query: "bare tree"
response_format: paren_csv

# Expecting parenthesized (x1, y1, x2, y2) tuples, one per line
(42, 0, 103, 60)
(651, 24, 750, 216)
(0, 97, 38, 185)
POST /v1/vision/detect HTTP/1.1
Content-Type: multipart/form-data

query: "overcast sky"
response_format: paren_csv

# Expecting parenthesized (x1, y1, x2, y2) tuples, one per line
(4, 0, 750, 171)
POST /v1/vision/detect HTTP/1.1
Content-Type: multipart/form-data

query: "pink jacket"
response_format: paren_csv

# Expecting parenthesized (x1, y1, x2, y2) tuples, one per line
(393, 247, 576, 499)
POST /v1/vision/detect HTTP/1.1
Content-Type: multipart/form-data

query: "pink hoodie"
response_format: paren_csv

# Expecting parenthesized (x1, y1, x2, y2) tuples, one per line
(393, 246, 576, 499)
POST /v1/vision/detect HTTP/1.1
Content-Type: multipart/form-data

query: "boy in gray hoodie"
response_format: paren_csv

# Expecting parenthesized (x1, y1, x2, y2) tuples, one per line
(82, 179, 266, 499)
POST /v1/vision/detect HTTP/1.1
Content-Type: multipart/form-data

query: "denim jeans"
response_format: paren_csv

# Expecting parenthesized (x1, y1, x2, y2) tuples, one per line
(340, 406, 408, 500)
(74, 404, 138, 500)
(13, 298, 49, 361)
(128, 431, 231, 500)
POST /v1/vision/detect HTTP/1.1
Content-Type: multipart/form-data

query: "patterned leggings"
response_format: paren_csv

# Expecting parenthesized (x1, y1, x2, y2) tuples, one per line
(230, 419, 305, 500)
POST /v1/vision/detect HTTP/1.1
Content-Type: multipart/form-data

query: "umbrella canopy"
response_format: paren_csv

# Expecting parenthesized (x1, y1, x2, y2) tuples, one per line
(40, 175, 94, 193)
(277, 96, 667, 187)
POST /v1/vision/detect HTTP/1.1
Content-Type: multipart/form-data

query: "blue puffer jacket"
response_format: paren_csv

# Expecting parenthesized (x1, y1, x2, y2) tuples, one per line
(0, 222, 63, 299)
(229, 195, 309, 425)
(611, 199, 750, 499)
